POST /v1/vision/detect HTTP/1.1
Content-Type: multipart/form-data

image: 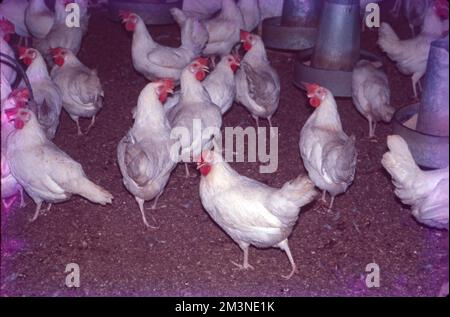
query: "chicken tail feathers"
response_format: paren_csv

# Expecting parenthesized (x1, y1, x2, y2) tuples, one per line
(74, 177, 113, 205)
(378, 22, 400, 56)
(276, 175, 318, 209)
(382, 135, 421, 187)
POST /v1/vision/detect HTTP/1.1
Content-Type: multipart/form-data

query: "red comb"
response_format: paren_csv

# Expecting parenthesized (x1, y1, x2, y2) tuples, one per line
(162, 78, 175, 91)
(50, 47, 64, 55)
(302, 82, 320, 95)
(196, 57, 209, 67)
(240, 30, 251, 41)
(10, 88, 30, 102)
(119, 10, 133, 19)
(18, 46, 29, 57)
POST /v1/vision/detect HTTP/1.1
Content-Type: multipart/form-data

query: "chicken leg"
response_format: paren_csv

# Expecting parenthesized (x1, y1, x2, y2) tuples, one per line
(19, 187, 26, 208)
(135, 196, 159, 229)
(411, 72, 424, 99)
(31, 201, 43, 222)
(328, 196, 336, 212)
(151, 192, 162, 210)
(74, 117, 83, 136)
(85, 116, 96, 134)
(320, 190, 327, 203)
(231, 243, 254, 270)
(278, 239, 298, 280)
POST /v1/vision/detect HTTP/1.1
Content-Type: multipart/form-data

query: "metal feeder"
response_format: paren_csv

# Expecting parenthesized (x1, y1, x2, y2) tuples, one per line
(262, 0, 322, 50)
(108, 0, 183, 25)
(293, 0, 382, 97)
(393, 36, 449, 169)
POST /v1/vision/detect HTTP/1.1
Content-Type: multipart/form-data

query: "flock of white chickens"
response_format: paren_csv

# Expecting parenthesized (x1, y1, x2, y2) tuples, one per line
(0, 0, 449, 281)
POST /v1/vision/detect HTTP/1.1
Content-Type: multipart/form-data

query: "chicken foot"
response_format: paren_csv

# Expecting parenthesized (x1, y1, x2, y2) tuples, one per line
(278, 239, 298, 280)
(411, 72, 424, 99)
(316, 191, 336, 213)
(231, 243, 254, 270)
(135, 197, 160, 229)
(19, 187, 26, 208)
(368, 117, 378, 139)
(73, 116, 96, 136)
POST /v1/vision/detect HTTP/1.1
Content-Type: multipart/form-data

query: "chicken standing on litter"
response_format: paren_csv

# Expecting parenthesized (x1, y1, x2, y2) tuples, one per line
(352, 60, 394, 138)
(198, 150, 317, 279)
(4, 93, 113, 221)
(50, 47, 104, 136)
(236, 31, 280, 128)
(120, 11, 208, 81)
(378, 1, 449, 98)
(299, 83, 357, 212)
(117, 80, 177, 228)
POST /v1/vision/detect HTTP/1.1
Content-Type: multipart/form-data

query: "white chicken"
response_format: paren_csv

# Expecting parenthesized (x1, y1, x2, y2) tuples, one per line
(352, 60, 394, 138)
(25, 0, 55, 39)
(198, 150, 317, 279)
(166, 58, 222, 177)
(164, 54, 240, 115)
(0, 18, 17, 85)
(203, 0, 244, 57)
(4, 103, 113, 221)
(34, 0, 90, 64)
(378, 2, 448, 98)
(238, 0, 261, 32)
(0, 0, 30, 41)
(299, 83, 357, 211)
(50, 47, 104, 135)
(18, 47, 63, 140)
(382, 135, 449, 230)
(391, 0, 449, 37)
(236, 31, 280, 127)
(120, 11, 208, 81)
(117, 79, 177, 228)
(1, 89, 28, 209)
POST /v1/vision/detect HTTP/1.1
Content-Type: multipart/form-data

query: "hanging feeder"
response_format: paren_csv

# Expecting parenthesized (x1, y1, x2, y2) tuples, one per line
(393, 36, 449, 169)
(293, 0, 382, 97)
(108, 0, 183, 25)
(262, 0, 322, 50)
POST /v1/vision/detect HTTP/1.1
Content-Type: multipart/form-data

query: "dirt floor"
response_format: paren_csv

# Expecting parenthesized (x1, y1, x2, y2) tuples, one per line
(1, 2, 448, 297)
